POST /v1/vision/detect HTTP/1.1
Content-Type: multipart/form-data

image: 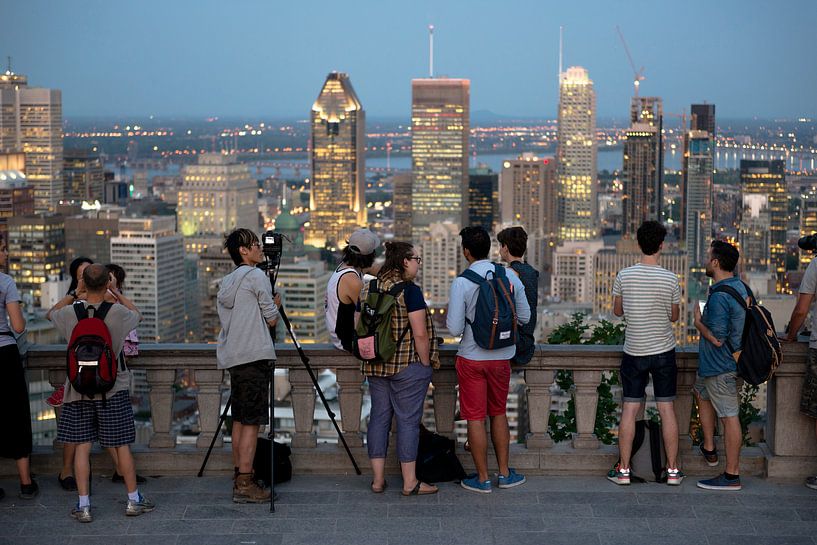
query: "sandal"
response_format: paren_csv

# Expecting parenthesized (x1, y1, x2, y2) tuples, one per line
(371, 481, 388, 494)
(402, 481, 438, 496)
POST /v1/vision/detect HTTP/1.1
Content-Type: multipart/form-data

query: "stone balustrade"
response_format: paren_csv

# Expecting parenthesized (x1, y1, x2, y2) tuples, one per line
(16, 342, 817, 478)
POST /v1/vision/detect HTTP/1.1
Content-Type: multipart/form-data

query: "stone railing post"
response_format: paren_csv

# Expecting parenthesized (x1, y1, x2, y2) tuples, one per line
(289, 368, 317, 448)
(432, 367, 458, 439)
(336, 368, 363, 448)
(193, 369, 224, 449)
(572, 370, 601, 449)
(524, 368, 554, 448)
(674, 354, 697, 450)
(147, 368, 177, 448)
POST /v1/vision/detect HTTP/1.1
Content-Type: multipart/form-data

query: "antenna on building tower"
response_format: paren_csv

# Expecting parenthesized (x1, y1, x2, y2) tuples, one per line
(558, 26, 563, 79)
(6, 56, 12, 75)
(428, 24, 434, 78)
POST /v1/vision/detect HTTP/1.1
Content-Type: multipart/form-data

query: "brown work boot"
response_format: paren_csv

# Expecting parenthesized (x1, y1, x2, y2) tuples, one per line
(233, 473, 271, 503)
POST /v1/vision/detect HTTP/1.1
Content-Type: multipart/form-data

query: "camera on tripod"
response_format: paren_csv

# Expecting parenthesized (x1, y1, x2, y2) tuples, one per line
(262, 231, 284, 261)
(798, 233, 817, 253)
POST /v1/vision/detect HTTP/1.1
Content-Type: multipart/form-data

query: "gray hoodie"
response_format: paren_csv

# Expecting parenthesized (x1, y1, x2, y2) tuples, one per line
(216, 265, 278, 369)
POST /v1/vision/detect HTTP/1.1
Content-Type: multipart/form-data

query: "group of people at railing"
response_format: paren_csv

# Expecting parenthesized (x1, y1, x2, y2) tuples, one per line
(2, 218, 817, 525)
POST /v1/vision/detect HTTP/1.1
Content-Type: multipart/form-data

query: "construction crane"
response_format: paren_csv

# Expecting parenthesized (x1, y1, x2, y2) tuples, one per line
(616, 26, 645, 97)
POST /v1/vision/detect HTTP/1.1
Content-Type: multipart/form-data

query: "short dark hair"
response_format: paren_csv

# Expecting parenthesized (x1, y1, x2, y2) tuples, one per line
(497, 227, 528, 258)
(710, 240, 740, 272)
(636, 221, 667, 256)
(68, 256, 94, 293)
(83, 264, 110, 292)
(460, 226, 491, 260)
(224, 229, 258, 266)
(341, 246, 376, 270)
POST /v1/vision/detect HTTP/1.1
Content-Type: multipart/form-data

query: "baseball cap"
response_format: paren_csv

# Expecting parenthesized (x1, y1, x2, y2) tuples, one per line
(347, 229, 380, 255)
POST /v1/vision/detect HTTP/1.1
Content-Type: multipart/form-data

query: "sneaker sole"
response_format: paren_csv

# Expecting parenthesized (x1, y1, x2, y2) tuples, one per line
(805, 483, 817, 490)
(696, 482, 741, 491)
(126, 506, 156, 516)
(606, 476, 630, 486)
(667, 478, 684, 486)
(497, 477, 527, 489)
(460, 482, 492, 494)
(704, 460, 719, 467)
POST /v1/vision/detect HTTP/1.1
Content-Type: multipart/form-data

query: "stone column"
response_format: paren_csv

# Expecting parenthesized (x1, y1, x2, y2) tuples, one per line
(336, 368, 363, 448)
(431, 368, 458, 439)
(289, 368, 317, 448)
(147, 369, 177, 448)
(524, 368, 554, 448)
(194, 369, 224, 449)
(572, 370, 601, 449)
(674, 360, 697, 450)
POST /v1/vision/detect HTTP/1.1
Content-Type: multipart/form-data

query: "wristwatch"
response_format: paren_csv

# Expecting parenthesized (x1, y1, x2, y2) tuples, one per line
(68, 289, 77, 299)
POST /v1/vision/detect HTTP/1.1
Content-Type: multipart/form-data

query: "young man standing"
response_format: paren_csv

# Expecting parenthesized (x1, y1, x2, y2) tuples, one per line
(51, 264, 153, 522)
(447, 226, 531, 493)
(497, 227, 539, 366)
(693, 240, 747, 491)
(780, 245, 817, 491)
(217, 229, 280, 503)
(608, 221, 684, 486)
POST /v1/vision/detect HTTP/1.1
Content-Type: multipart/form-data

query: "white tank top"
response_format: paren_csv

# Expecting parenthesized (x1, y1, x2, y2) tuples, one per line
(325, 265, 361, 350)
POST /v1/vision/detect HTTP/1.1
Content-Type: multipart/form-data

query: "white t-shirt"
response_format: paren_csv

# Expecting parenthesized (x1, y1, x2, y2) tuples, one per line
(612, 263, 681, 356)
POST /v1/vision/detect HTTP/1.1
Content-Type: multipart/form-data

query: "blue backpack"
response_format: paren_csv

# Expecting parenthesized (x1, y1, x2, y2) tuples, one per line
(459, 264, 518, 350)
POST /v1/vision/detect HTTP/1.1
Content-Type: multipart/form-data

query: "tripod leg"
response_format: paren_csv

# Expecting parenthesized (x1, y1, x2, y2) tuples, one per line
(269, 360, 275, 513)
(198, 397, 231, 477)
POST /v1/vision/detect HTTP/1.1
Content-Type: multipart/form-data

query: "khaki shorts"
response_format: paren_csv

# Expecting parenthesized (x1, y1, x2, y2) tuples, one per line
(694, 372, 739, 418)
(801, 349, 817, 419)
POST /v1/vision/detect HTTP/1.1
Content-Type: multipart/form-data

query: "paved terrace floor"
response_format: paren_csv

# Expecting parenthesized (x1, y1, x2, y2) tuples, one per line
(0, 473, 815, 545)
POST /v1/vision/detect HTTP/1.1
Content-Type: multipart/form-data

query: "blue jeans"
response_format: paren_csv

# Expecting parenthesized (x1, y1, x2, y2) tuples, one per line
(367, 362, 433, 463)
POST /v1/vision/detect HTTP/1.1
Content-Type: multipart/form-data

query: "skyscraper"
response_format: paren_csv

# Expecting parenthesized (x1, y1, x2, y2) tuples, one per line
(682, 103, 715, 266)
(307, 72, 366, 248)
(0, 154, 34, 244)
(468, 167, 498, 231)
(556, 67, 597, 241)
(392, 172, 412, 240)
(411, 78, 470, 238)
(7, 214, 65, 308)
(500, 153, 558, 235)
(622, 123, 661, 236)
(739, 160, 787, 283)
(110, 217, 185, 343)
(64, 149, 104, 203)
(178, 152, 258, 255)
(0, 68, 63, 213)
(64, 207, 122, 265)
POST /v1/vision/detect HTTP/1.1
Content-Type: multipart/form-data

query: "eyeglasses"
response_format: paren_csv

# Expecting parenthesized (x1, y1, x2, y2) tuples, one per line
(407, 256, 423, 264)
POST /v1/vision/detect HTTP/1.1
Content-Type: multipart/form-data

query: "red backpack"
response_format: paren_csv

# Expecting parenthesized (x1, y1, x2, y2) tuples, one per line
(66, 302, 117, 398)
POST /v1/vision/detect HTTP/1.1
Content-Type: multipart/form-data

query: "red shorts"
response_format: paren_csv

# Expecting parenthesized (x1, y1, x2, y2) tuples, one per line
(455, 356, 511, 421)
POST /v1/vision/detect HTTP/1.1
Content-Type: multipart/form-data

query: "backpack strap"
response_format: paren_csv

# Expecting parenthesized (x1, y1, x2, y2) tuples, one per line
(73, 301, 90, 321)
(459, 269, 485, 285)
(492, 263, 507, 279)
(710, 285, 749, 310)
(94, 301, 114, 321)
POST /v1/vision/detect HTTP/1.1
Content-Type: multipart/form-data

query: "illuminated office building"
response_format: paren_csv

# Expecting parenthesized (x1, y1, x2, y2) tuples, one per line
(0, 68, 63, 213)
(307, 72, 366, 248)
(622, 123, 661, 236)
(64, 149, 104, 203)
(411, 78, 470, 239)
(0, 155, 34, 244)
(392, 172, 412, 240)
(7, 214, 65, 308)
(683, 104, 715, 266)
(800, 185, 817, 268)
(739, 160, 786, 283)
(500, 153, 558, 236)
(468, 167, 498, 231)
(550, 239, 605, 303)
(274, 260, 332, 344)
(421, 221, 465, 310)
(556, 67, 597, 241)
(178, 152, 258, 255)
(64, 207, 122, 265)
(110, 217, 185, 343)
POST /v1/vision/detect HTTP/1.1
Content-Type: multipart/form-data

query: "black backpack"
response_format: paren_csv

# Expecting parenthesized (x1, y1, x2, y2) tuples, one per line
(459, 264, 518, 350)
(609, 419, 666, 483)
(416, 426, 466, 483)
(253, 437, 292, 486)
(710, 282, 783, 386)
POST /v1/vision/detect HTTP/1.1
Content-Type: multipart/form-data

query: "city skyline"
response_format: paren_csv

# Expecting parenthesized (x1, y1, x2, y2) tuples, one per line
(3, 0, 816, 119)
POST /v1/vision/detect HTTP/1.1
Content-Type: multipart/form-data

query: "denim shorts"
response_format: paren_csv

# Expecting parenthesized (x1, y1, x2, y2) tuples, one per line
(694, 371, 739, 418)
(801, 349, 817, 419)
(620, 349, 677, 403)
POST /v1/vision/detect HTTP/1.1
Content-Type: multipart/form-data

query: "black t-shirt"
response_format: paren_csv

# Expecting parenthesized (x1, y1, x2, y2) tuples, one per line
(403, 283, 426, 313)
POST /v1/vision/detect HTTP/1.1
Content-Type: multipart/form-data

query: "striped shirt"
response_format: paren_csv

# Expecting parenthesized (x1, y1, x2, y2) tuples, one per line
(612, 263, 681, 356)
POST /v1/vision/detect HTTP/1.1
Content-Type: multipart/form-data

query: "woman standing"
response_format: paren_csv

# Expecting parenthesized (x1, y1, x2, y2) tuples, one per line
(364, 241, 439, 496)
(0, 241, 38, 499)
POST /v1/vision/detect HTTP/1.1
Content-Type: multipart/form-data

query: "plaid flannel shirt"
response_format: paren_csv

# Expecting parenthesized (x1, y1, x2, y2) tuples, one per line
(361, 272, 440, 377)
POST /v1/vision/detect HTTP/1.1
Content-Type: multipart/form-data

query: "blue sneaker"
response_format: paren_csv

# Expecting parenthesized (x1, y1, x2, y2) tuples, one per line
(460, 474, 492, 494)
(696, 473, 741, 491)
(497, 468, 526, 489)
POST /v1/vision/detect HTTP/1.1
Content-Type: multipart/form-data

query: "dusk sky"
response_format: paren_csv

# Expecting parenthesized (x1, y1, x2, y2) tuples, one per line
(3, 0, 816, 120)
